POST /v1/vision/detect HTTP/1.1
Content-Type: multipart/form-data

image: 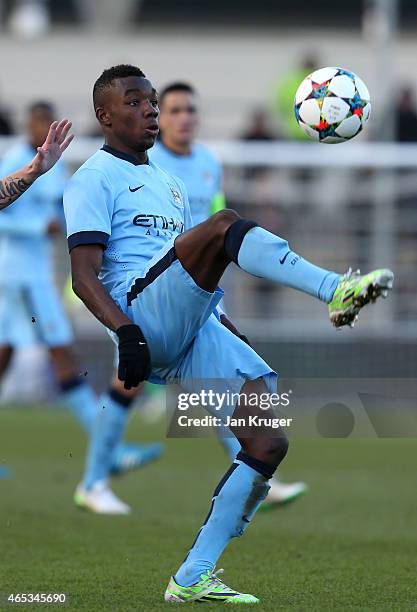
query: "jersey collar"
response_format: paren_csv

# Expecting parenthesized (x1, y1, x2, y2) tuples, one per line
(101, 144, 149, 166)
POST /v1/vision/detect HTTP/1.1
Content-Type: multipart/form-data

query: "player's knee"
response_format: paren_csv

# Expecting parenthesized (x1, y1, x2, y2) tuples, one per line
(210, 209, 241, 239)
(260, 434, 289, 469)
(242, 433, 289, 472)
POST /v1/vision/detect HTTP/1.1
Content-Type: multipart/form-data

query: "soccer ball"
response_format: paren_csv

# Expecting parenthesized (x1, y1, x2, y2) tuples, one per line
(294, 67, 371, 143)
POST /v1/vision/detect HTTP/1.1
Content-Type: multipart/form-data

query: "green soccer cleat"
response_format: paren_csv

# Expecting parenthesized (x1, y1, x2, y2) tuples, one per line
(164, 568, 259, 604)
(329, 268, 394, 328)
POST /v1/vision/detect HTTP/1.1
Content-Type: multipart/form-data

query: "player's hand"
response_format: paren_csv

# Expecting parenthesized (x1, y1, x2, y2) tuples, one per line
(29, 119, 74, 177)
(116, 324, 151, 390)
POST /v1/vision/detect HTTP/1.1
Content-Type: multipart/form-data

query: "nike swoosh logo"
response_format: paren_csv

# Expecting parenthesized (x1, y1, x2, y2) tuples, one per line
(138, 341, 146, 345)
(279, 251, 291, 264)
(129, 185, 145, 192)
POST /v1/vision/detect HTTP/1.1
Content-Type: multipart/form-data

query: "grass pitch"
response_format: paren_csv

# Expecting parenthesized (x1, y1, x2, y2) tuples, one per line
(1, 406, 416, 611)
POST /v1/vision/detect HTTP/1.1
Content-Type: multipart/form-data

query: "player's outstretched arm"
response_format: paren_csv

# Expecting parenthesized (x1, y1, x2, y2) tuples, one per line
(70, 244, 151, 389)
(0, 119, 73, 211)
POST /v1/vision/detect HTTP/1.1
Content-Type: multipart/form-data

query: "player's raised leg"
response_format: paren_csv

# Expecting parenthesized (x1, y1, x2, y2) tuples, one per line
(174, 209, 394, 327)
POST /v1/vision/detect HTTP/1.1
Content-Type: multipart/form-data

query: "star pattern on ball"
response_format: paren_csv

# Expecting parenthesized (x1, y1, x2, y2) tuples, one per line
(294, 67, 371, 143)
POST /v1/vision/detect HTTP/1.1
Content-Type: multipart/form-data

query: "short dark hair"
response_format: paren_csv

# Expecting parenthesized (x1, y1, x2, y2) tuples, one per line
(27, 101, 55, 116)
(93, 64, 146, 109)
(159, 82, 196, 107)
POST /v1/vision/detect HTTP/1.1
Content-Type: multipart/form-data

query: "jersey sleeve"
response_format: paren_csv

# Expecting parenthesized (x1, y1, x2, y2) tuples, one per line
(64, 168, 114, 251)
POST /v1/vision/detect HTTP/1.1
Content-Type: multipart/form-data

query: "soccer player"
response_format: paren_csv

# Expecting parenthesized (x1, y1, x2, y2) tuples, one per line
(73, 82, 304, 513)
(0, 116, 73, 480)
(76, 81, 305, 512)
(0, 103, 158, 497)
(0, 102, 99, 429)
(64, 64, 393, 603)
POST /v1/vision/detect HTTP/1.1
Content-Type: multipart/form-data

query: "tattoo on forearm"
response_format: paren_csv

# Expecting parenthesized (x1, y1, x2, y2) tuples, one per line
(0, 176, 30, 209)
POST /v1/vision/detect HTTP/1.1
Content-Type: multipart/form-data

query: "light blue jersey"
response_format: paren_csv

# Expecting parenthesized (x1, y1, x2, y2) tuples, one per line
(63, 144, 275, 394)
(64, 146, 193, 300)
(149, 141, 224, 226)
(0, 142, 66, 284)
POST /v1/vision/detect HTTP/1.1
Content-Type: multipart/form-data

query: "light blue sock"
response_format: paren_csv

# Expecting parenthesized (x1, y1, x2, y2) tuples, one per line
(83, 391, 130, 490)
(60, 379, 97, 433)
(174, 458, 270, 587)
(237, 226, 340, 303)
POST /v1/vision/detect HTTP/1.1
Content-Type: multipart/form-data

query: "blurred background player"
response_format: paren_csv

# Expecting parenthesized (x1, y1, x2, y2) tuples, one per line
(151, 82, 226, 223)
(0, 101, 97, 431)
(0, 115, 73, 479)
(75, 81, 306, 513)
(0, 102, 160, 489)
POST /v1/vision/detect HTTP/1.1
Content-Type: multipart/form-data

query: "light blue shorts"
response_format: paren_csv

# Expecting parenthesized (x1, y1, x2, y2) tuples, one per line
(112, 240, 277, 421)
(0, 282, 73, 348)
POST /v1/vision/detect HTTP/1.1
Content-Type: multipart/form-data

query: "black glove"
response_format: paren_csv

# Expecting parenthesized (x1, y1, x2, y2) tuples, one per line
(116, 324, 151, 390)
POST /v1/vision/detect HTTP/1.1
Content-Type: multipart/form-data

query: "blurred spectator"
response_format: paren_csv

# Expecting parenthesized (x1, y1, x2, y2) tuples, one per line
(239, 108, 277, 181)
(8, 0, 50, 40)
(240, 108, 278, 142)
(271, 53, 318, 139)
(2, 0, 142, 33)
(395, 87, 417, 142)
(74, 0, 140, 30)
